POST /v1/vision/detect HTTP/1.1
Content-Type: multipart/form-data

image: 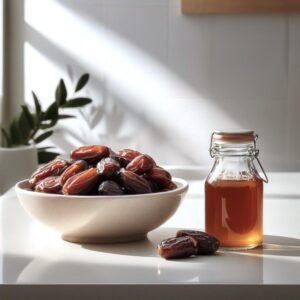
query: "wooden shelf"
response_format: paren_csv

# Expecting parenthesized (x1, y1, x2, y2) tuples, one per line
(182, 0, 300, 14)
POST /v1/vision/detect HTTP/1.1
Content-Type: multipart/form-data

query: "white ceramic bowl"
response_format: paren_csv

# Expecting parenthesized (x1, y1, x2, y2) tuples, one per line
(15, 178, 188, 244)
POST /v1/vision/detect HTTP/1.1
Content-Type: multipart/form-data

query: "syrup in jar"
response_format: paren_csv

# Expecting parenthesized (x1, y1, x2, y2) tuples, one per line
(205, 130, 268, 250)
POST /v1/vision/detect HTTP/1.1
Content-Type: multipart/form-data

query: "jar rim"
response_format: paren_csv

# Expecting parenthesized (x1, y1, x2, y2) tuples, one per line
(213, 129, 255, 144)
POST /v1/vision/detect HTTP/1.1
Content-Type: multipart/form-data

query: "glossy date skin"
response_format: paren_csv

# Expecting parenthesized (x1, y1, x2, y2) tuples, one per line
(176, 230, 220, 255)
(120, 170, 152, 194)
(96, 157, 120, 178)
(108, 150, 129, 168)
(28, 146, 178, 195)
(117, 149, 141, 163)
(157, 231, 219, 260)
(157, 236, 198, 260)
(144, 167, 172, 189)
(126, 154, 155, 175)
(35, 176, 62, 194)
(60, 160, 88, 185)
(70, 145, 109, 163)
(29, 158, 69, 188)
(98, 180, 124, 195)
(163, 181, 177, 191)
(63, 168, 100, 195)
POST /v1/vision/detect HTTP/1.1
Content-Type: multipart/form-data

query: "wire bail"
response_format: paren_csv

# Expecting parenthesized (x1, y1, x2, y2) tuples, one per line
(209, 132, 215, 158)
(252, 134, 268, 183)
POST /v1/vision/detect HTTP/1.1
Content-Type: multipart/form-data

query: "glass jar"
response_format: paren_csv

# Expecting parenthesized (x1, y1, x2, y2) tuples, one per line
(205, 129, 268, 250)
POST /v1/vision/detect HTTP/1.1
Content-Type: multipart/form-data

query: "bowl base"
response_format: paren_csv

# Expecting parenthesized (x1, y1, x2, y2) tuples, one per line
(62, 233, 147, 244)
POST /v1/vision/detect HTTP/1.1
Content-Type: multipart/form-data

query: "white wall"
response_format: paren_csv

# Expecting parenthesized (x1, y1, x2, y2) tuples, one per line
(5, 0, 300, 171)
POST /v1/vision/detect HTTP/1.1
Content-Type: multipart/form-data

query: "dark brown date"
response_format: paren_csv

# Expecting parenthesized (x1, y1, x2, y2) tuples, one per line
(126, 154, 155, 175)
(109, 151, 129, 167)
(117, 149, 142, 162)
(98, 180, 124, 195)
(144, 167, 172, 188)
(96, 157, 120, 178)
(35, 176, 62, 194)
(146, 179, 161, 193)
(63, 168, 100, 195)
(176, 230, 220, 255)
(157, 236, 198, 260)
(60, 160, 88, 185)
(120, 170, 152, 194)
(29, 158, 69, 187)
(70, 145, 109, 163)
(163, 181, 177, 191)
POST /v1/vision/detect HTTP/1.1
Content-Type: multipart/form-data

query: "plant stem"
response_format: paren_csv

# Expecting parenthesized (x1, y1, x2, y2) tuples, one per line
(28, 117, 42, 144)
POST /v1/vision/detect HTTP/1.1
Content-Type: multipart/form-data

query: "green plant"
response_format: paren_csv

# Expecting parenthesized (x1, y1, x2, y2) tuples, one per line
(1, 73, 92, 163)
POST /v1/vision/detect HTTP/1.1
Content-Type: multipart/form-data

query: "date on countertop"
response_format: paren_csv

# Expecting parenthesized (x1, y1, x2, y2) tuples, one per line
(157, 230, 220, 260)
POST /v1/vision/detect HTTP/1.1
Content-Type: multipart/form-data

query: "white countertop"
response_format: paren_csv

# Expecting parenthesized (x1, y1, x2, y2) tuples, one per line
(1, 172, 300, 299)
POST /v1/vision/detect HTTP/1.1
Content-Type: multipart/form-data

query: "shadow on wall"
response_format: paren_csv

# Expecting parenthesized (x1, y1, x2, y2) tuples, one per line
(24, 24, 194, 164)
(17, 0, 296, 169)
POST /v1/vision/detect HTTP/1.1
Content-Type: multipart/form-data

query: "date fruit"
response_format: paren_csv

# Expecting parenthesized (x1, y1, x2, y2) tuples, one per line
(35, 176, 62, 193)
(109, 151, 129, 167)
(29, 158, 69, 187)
(117, 149, 141, 162)
(157, 236, 198, 260)
(70, 145, 109, 163)
(120, 170, 152, 194)
(28, 145, 177, 195)
(163, 181, 177, 191)
(176, 230, 220, 255)
(98, 180, 124, 195)
(126, 154, 155, 175)
(96, 157, 120, 178)
(146, 179, 160, 193)
(63, 168, 100, 195)
(60, 160, 88, 185)
(144, 167, 172, 188)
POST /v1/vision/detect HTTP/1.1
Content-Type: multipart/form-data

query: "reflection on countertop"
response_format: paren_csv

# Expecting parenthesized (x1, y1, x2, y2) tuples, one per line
(1, 173, 300, 285)
(3, 228, 300, 285)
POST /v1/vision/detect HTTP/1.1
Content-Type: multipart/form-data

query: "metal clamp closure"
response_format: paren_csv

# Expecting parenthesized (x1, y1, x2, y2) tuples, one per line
(252, 134, 269, 183)
(209, 133, 268, 183)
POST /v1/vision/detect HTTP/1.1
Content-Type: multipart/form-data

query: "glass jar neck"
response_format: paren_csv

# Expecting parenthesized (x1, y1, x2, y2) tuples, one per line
(208, 133, 268, 183)
(207, 147, 259, 182)
(208, 156, 257, 182)
(215, 155, 254, 171)
(212, 143, 255, 158)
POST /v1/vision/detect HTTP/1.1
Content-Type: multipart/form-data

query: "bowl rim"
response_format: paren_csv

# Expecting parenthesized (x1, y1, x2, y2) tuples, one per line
(15, 177, 189, 199)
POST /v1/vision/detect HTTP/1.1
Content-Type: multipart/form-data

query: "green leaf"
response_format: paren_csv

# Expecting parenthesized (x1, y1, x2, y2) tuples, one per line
(38, 150, 59, 164)
(9, 119, 20, 145)
(1, 128, 11, 147)
(44, 102, 58, 120)
(75, 73, 90, 92)
(46, 114, 75, 121)
(21, 105, 35, 129)
(39, 115, 73, 130)
(32, 91, 41, 115)
(40, 120, 58, 130)
(37, 146, 55, 152)
(18, 110, 31, 143)
(55, 79, 67, 106)
(56, 114, 75, 119)
(61, 97, 92, 108)
(34, 130, 53, 144)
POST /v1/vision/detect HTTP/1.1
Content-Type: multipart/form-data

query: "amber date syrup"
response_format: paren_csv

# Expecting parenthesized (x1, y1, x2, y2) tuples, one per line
(205, 178, 263, 250)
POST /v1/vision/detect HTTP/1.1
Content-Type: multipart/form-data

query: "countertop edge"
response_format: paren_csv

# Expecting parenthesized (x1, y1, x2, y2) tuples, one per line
(0, 284, 299, 300)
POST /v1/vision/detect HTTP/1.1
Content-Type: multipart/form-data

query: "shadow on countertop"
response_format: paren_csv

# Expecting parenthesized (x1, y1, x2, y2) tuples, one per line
(81, 228, 300, 258)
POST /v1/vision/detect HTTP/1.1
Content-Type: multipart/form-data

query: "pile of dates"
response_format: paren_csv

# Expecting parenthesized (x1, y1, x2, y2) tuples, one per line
(157, 230, 220, 260)
(28, 145, 177, 195)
